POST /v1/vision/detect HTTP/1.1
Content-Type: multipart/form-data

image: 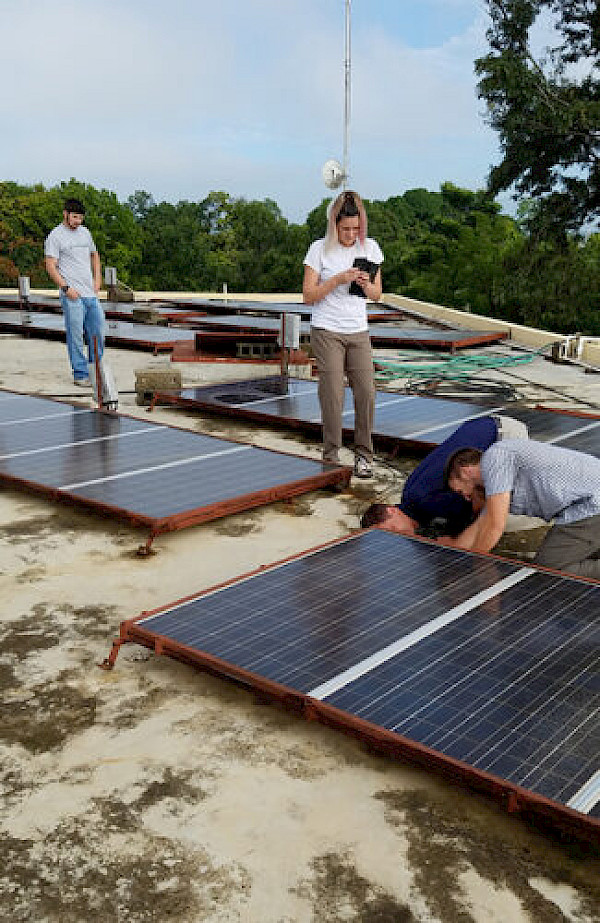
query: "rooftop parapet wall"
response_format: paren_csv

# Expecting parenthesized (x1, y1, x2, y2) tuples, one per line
(382, 293, 600, 368)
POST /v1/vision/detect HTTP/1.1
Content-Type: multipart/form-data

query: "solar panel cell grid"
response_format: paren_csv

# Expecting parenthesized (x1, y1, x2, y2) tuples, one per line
(0, 394, 69, 424)
(0, 311, 196, 349)
(167, 380, 600, 458)
(69, 449, 335, 519)
(0, 412, 150, 457)
(326, 570, 599, 807)
(0, 389, 349, 537)
(139, 533, 521, 691)
(124, 530, 599, 832)
(0, 427, 231, 485)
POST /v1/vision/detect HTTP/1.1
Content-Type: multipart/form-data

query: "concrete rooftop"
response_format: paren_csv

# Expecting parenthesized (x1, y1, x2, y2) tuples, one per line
(1, 293, 599, 922)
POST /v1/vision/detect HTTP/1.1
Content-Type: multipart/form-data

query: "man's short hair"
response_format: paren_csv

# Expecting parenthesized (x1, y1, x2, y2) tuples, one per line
(63, 197, 86, 215)
(360, 503, 392, 529)
(444, 447, 483, 485)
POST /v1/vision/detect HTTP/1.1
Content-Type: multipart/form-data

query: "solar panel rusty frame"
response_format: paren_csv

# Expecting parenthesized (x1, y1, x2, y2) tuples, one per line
(0, 311, 197, 353)
(0, 388, 350, 552)
(169, 340, 311, 367)
(180, 313, 508, 350)
(0, 294, 206, 325)
(368, 327, 509, 349)
(152, 380, 600, 458)
(153, 297, 412, 324)
(103, 531, 600, 846)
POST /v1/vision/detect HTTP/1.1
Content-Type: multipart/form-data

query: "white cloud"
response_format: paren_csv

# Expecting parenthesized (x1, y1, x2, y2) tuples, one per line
(0, 0, 500, 221)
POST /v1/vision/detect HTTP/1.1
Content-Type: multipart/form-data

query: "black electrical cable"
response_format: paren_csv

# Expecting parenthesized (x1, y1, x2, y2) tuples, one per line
(403, 377, 519, 402)
(499, 367, 600, 412)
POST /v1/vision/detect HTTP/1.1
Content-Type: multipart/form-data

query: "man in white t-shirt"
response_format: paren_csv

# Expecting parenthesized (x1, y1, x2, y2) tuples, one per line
(44, 198, 104, 386)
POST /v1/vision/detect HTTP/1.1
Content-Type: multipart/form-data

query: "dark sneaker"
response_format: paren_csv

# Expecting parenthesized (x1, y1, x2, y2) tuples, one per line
(74, 378, 91, 388)
(354, 455, 373, 479)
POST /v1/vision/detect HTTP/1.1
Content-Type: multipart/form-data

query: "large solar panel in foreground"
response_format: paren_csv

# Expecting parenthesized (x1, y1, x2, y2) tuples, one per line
(0, 390, 349, 544)
(115, 529, 600, 841)
(155, 377, 600, 458)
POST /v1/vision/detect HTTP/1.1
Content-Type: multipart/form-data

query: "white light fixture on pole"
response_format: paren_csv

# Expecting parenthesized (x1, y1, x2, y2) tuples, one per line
(321, 0, 351, 191)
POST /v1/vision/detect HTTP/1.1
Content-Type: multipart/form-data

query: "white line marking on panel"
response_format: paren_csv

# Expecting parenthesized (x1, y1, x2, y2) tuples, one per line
(567, 769, 600, 814)
(401, 406, 508, 440)
(0, 426, 157, 460)
(0, 409, 92, 427)
(61, 445, 250, 491)
(309, 393, 419, 424)
(548, 420, 600, 444)
(233, 387, 317, 407)
(308, 567, 534, 700)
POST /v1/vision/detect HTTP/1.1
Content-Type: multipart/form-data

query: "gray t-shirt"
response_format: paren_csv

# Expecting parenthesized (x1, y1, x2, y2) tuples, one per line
(481, 439, 600, 524)
(44, 223, 97, 298)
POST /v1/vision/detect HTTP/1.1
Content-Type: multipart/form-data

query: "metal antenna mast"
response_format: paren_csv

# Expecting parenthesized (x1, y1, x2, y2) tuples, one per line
(320, 1, 352, 191)
(343, 0, 352, 189)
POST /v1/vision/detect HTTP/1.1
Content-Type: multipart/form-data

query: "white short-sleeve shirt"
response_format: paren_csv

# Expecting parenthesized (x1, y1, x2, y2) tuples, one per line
(304, 237, 383, 334)
(44, 223, 97, 298)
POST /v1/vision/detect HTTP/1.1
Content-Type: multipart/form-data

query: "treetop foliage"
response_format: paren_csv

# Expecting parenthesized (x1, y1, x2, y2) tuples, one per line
(0, 177, 598, 335)
(476, 0, 600, 235)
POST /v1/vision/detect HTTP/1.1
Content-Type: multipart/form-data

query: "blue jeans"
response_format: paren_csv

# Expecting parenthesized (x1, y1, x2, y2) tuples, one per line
(59, 293, 105, 380)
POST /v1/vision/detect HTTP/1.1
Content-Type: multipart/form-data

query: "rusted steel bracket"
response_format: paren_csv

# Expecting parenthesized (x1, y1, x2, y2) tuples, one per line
(99, 637, 124, 671)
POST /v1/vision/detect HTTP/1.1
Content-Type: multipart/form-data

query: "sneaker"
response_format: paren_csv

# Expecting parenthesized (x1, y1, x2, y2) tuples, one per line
(354, 455, 373, 479)
(74, 378, 91, 388)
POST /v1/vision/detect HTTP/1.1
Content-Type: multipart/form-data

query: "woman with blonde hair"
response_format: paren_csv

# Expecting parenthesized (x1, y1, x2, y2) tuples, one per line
(303, 190, 383, 477)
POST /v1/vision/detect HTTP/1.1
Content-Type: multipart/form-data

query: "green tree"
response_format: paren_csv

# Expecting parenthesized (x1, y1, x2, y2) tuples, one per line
(130, 199, 211, 290)
(0, 179, 142, 286)
(476, 0, 600, 233)
(126, 189, 156, 222)
(230, 198, 309, 292)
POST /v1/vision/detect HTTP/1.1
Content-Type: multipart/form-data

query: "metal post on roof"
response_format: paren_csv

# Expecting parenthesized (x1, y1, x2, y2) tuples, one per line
(18, 275, 31, 324)
(279, 312, 301, 392)
(342, 0, 351, 189)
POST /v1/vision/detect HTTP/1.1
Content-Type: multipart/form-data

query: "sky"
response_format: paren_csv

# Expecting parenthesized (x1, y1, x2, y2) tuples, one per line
(2, 0, 506, 222)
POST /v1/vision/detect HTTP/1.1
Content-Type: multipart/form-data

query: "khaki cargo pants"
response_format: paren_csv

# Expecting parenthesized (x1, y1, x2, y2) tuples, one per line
(310, 327, 375, 465)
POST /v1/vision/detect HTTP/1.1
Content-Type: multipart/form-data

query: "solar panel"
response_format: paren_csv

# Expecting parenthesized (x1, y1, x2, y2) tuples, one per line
(152, 297, 429, 324)
(152, 296, 308, 314)
(1, 299, 507, 351)
(111, 529, 600, 842)
(0, 311, 196, 351)
(0, 293, 445, 328)
(0, 294, 200, 323)
(154, 378, 600, 459)
(368, 326, 509, 348)
(0, 389, 349, 547)
(0, 293, 64, 310)
(184, 314, 507, 349)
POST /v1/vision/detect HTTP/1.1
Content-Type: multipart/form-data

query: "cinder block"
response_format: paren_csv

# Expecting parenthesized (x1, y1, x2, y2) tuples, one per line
(132, 307, 163, 324)
(135, 368, 182, 405)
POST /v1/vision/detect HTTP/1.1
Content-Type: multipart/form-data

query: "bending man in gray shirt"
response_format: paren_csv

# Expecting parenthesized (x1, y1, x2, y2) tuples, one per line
(445, 440, 600, 579)
(44, 197, 104, 386)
